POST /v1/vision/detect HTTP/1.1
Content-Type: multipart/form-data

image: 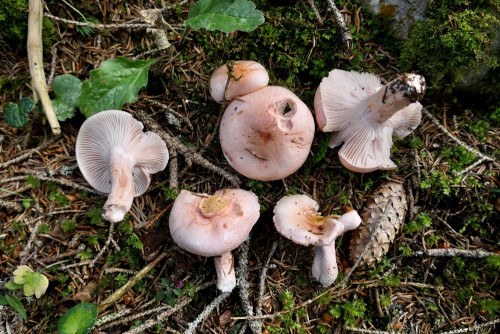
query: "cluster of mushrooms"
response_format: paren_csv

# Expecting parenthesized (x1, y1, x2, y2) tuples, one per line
(75, 60, 426, 292)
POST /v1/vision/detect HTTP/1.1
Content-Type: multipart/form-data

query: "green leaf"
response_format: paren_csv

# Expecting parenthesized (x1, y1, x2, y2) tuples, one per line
(3, 97, 35, 128)
(23, 271, 49, 298)
(186, 0, 264, 33)
(5, 293, 27, 321)
(5, 280, 23, 290)
(58, 303, 98, 334)
(0, 295, 7, 305)
(78, 57, 157, 118)
(51, 74, 83, 121)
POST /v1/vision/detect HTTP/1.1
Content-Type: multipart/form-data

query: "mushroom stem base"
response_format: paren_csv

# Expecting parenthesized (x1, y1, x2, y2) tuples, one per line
(312, 243, 338, 287)
(102, 150, 135, 223)
(214, 252, 236, 292)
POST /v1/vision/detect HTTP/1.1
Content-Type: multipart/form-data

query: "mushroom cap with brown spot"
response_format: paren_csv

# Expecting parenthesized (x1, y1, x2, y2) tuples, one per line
(76, 110, 169, 195)
(169, 189, 260, 257)
(209, 60, 269, 103)
(273, 194, 344, 247)
(220, 86, 315, 181)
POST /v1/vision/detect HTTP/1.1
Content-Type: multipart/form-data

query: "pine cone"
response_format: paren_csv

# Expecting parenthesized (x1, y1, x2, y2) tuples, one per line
(348, 181, 407, 268)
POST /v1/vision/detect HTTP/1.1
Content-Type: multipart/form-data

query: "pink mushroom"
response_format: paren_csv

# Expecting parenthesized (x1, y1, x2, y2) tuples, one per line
(76, 110, 169, 223)
(169, 189, 260, 292)
(314, 70, 426, 172)
(220, 86, 315, 181)
(209, 60, 269, 103)
(273, 194, 361, 287)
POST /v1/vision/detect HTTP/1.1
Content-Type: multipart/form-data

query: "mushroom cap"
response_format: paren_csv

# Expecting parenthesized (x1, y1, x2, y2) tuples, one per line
(220, 86, 315, 181)
(76, 110, 169, 195)
(210, 61, 270, 103)
(169, 189, 260, 257)
(315, 70, 424, 173)
(273, 194, 345, 247)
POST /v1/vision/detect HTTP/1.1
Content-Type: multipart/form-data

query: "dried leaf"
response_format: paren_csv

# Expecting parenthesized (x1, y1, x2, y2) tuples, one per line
(219, 309, 233, 326)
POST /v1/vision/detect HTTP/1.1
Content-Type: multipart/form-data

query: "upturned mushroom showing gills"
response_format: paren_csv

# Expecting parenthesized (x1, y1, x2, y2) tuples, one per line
(169, 189, 260, 292)
(273, 194, 361, 287)
(209, 60, 269, 103)
(220, 86, 315, 181)
(76, 110, 169, 223)
(314, 70, 426, 173)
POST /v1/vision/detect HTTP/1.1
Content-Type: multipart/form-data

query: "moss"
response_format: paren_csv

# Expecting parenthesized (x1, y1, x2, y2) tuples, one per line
(0, 0, 29, 49)
(400, 1, 499, 87)
(0, 0, 56, 52)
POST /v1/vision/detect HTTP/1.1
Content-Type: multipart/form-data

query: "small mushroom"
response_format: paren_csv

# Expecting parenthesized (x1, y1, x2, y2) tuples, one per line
(76, 110, 169, 223)
(314, 70, 426, 172)
(210, 60, 269, 103)
(220, 86, 315, 181)
(273, 194, 361, 287)
(169, 189, 260, 292)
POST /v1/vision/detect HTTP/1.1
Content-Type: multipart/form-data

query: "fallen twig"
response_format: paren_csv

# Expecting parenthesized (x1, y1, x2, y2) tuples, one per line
(183, 291, 232, 334)
(237, 238, 260, 334)
(133, 109, 241, 187)
(0, 136, 59, 169)
(407, 248, 496, 259)
(422, 108, 498, 174)
(28, 0, 60, 135)
(0, 199, 23, 212)
(98, 250, 169, 313)
(90, 221, 116, 268)
(325, 0, 353, 51)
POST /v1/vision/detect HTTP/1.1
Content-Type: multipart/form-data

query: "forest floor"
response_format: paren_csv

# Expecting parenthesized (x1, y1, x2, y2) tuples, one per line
(0, 1, 499, 333)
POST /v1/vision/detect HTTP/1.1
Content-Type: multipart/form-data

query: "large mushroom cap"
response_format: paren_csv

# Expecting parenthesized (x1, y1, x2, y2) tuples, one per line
(273, 194, 345, 247)
(76, 110, 169, 196)
(220, 86, 315, 181)
(210, 60, 269, 103)
(169, 189, 260, 257)
(314, 70, 425, 173)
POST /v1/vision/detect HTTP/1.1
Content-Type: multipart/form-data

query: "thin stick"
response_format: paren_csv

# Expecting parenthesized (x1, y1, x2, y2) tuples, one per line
(237, 239, 260, 334)
(0, 199, 23, 212)
(0, 132, 58, 169)
(44, 13, 151, 30)
(28, 0, 60, 135)
(256, 241, 278, 317)
(97, 250, 169, 313)
(407, 248, 495, 259)
(307, 0, 323, 23)
(90, 221, 116, 268)
(133, 109, 241, 187)
(183, 291, 232, 334)
(422, 108, 497, 168)
(19, 219, 44, 264)
(0, 175, 104, 196)
(325, 0, 353, 50)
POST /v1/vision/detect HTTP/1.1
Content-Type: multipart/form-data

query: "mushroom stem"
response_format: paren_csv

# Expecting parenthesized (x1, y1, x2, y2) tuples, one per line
(364, 74, 426, 124)
(102, 149, 135, 223)
(312, 243, 338, 287)
(214, 251, 236, 292)
(336, 210, 362, 232)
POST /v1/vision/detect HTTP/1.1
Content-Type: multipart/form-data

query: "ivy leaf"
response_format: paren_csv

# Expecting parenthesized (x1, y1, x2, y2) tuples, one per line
(186, 0, 264, 33)
(58, 303, 98, 334)
(5, 293, 27, 321)
(3, 97, 35, 128)
(78, 57, 157, 118)
(12, 265, 49, 298)
(51, 74, 83, 121)
(23, 271, 49, 298)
